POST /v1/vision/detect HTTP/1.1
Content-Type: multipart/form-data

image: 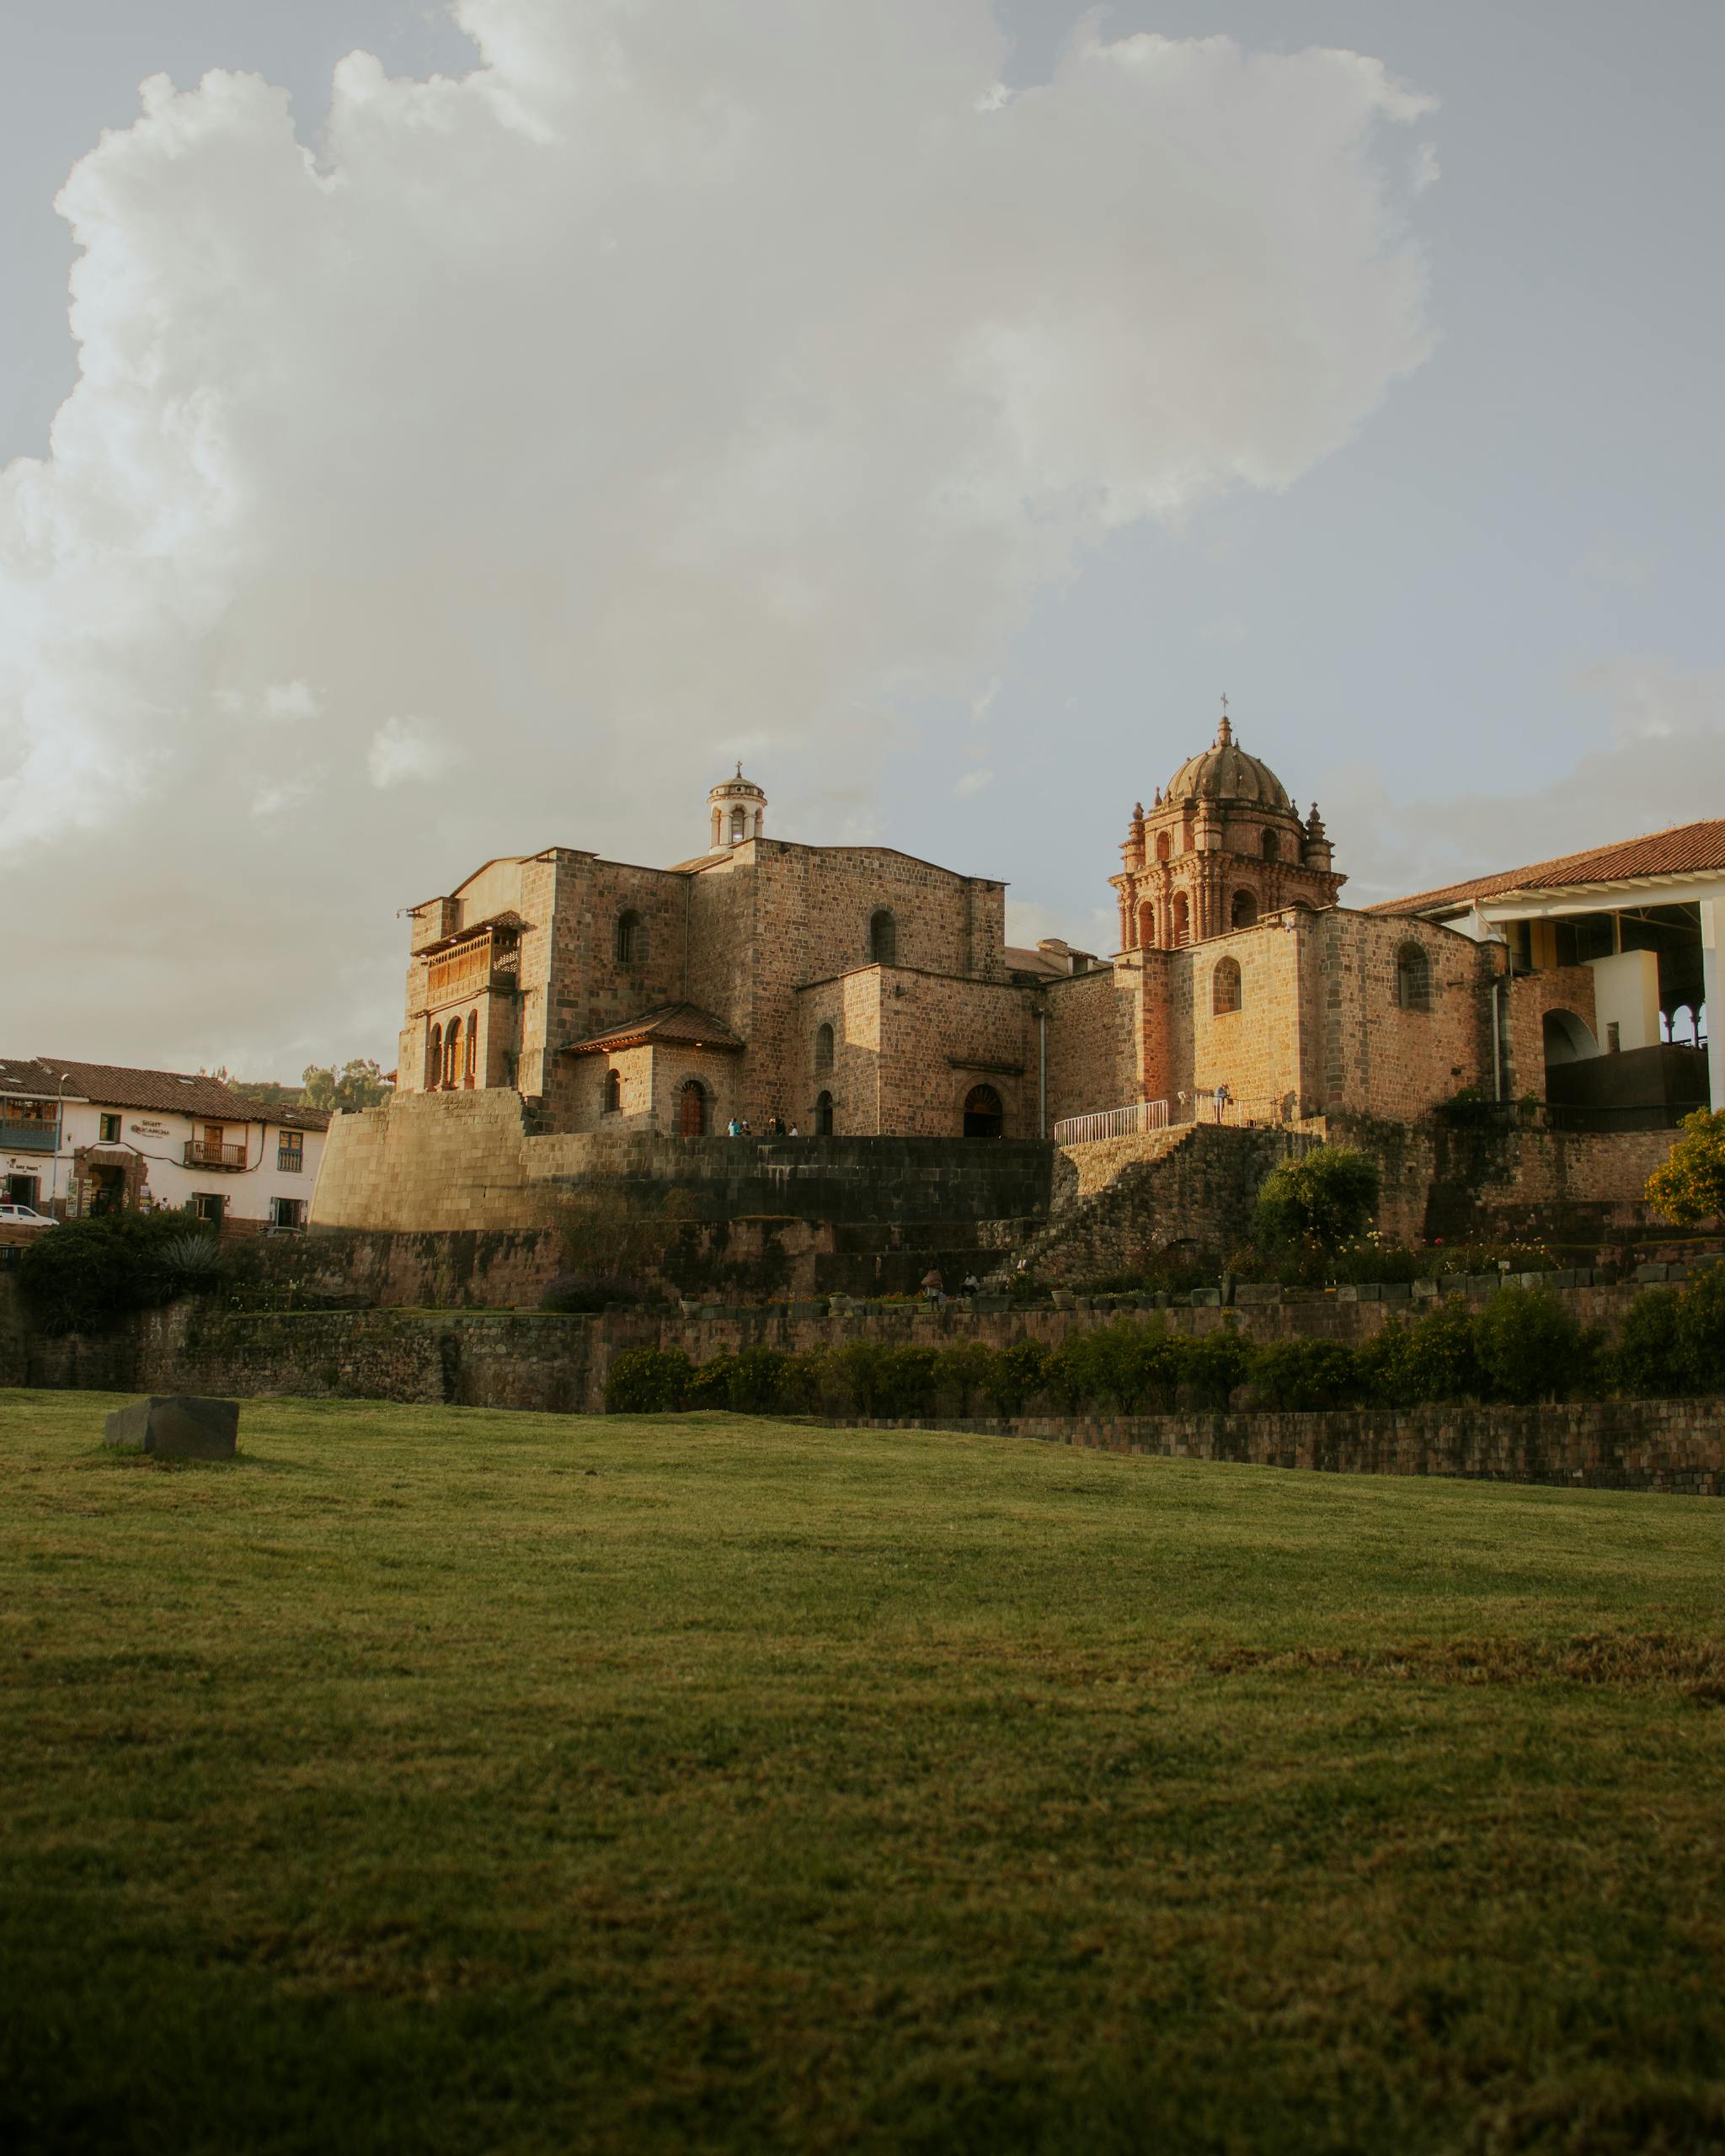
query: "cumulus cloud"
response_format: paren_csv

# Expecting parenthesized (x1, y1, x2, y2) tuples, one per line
(366, 717, 457, 789)
(0, 0, 1436, 1068)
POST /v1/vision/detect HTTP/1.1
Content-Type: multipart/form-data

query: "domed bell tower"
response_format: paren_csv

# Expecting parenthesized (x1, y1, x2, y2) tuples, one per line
(708, 764, 767, 853)
(1111, 705, 1343, 950)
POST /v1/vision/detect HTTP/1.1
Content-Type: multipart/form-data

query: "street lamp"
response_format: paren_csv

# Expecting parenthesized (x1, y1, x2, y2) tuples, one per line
(49, 1072, 72, 1218)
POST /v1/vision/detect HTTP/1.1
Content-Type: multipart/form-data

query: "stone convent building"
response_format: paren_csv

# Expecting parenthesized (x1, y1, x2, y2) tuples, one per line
(387, 712, 1718, 1147)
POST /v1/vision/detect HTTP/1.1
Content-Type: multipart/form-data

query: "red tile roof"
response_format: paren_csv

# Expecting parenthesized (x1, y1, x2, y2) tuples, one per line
(1370, 819, 1725, 916)
(29, 1059, 328, 1128)
(563, 1003, 744, 1055)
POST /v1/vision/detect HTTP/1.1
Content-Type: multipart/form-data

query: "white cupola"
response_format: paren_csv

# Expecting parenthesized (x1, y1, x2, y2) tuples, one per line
(708, 764, 767, 852)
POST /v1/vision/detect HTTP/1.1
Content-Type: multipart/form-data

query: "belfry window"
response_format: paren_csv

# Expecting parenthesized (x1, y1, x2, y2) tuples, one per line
(1137, 901, 1155, 949)
(1155, 831, 1171, 863)
(870, 910, 897, 965)
(1396, 942, 1432, 1012)
(1262, 830, 1280, 862)
(730, 806, 746, 842)
(1171, 893, 1190, 947)
(1231, 889, 1258, 930)
(1213, 957, 1242, 1015)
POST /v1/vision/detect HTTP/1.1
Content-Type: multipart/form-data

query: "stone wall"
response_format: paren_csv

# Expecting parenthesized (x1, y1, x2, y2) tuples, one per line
(313, 1095, 1055, 1243)
(836, 1399, 1725, 1497)
(9, 1271, 1649, 1418)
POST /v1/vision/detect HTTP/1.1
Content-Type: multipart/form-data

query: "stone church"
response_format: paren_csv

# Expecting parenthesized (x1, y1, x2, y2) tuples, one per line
(388, 708, 1712, 1148)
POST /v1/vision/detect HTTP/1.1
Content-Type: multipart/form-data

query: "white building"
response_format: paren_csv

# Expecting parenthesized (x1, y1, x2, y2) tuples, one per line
(0, 1059, 330, 1231)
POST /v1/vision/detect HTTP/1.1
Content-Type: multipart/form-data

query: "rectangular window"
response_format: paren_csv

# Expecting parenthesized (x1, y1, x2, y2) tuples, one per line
(99, 1113, 120, 1142)
(190, 1193, 224, 1226)
(4, 1175, 40, 1208)
(269, 1197, 307, 1230)
(277, 1133, 304, 1173)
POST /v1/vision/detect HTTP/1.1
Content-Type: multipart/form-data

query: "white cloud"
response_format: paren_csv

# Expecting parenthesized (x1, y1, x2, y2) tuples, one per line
(366, 717, 455, 789)
(1411, 140, 1441, 195)
(954, 767, 993, 798)
(0, 1, 1435, 1065)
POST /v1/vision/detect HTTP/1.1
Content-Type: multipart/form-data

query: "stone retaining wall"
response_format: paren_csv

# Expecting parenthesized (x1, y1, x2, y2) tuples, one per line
(835, 1400, 1725, 1497)
(3, 1272, 1650, 1417)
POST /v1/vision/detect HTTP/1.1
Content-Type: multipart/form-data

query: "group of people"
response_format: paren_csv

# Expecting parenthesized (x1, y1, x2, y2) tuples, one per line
(724, 1114, 799, 1137)
(920, 1268, 984, 1306)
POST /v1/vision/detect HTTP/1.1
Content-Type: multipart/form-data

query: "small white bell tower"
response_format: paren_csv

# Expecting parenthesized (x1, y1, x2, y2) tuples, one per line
(708, 764, 767, 852)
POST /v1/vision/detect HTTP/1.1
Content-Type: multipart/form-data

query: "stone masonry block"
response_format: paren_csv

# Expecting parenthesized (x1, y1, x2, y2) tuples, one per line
(104, 1395, 239, 1460)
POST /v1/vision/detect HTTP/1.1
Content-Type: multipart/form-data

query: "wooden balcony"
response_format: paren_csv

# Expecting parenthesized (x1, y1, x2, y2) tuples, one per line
(184, 1139, 248, 1171)
(425, 932, 521, 1009)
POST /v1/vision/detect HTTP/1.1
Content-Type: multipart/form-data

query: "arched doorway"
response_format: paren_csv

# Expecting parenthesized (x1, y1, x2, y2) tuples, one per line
(1543, 1010, 1597, 1068)
(814, 1090, 834, 1136)
(676, 1079, 708, 1136)
(963, 1084, 1004, 1138)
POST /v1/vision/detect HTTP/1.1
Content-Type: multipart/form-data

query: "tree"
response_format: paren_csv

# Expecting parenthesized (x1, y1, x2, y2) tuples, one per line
(1252, 1147, 1380, 1251)
(302, 1059, 392, 1113)
(1645, 1108, 1725, 1228)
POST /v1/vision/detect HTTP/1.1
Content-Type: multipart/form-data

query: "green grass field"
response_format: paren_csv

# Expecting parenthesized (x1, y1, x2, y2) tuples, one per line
(3, 1389, 1723, 2154)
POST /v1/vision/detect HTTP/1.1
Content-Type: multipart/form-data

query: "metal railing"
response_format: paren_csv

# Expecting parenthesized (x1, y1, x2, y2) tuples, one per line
(1052, 1100, 1171, 1145)
(0, 1119, 57, 1152)
(184, 1139, 248, 1170)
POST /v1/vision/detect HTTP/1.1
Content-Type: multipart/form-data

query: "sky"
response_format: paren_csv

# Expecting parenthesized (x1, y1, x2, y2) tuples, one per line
(2, 0, 1721, 1077)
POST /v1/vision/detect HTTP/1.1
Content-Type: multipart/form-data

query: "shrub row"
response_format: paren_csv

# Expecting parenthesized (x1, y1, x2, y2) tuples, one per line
(605, 1273, 1725, 1418)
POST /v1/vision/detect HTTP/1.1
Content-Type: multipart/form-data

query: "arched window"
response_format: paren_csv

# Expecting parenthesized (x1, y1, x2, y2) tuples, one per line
(1231, 889, 1258, 930)
(730, 805, 745, 842)
(427, 1022, 442, 1090)
(753, 808, 764, 837)
(677, 1079, 708, 1136)
(814, 1090, 835, 1136)
(963, 1084, 1004, 1138)
(814, 1022, 835, 1071)
(464, 1011, 478, 1087)
(1155, 830, 1172, 863)
(1261, 830, 1280, 862)
(1137, 900, 1155, 950)
(870, 910, 897, 965)
(443, 1021, 461, 1089)
(1396, 942, 1431, 1012)
(1171, 893, 1190, 947)
(1213, 957, 1242, 1015)
(603, 1069, 622, 1114)
(614, 910, 644, 967)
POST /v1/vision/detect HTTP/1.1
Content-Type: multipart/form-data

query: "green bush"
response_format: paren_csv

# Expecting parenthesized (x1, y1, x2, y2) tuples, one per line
(1613, 1265, 1725, 1397)
(1248, 1338, 1362, 1412)
(1357, 1299, 1483, 1407)
(982, 1339, 1049, 1414)
(933, 1339, 996, 1417)
(604, 1346, 692, 1412)
(1178, 1326, 1251, 1407)
(1473, 1287, 1583, 1404)
(1252, 1148, 1380, 1252)
(18, 1212, 223, 1336)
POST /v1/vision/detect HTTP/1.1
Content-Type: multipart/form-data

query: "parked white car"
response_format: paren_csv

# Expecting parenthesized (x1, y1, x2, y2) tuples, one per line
(0, 1202, 55, 1229)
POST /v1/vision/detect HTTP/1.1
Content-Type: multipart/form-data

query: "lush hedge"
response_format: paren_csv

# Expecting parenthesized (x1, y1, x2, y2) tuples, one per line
(17, 1214, 225, 1336)
(605, 1278, 1725, 1416)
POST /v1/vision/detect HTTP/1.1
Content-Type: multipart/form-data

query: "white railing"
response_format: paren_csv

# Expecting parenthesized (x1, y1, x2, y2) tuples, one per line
(1052, 1099, 1170, 1145)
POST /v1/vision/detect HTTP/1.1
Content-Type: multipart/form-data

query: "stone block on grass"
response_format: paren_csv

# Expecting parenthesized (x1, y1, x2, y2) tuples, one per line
(104, 1396, 238, 1460)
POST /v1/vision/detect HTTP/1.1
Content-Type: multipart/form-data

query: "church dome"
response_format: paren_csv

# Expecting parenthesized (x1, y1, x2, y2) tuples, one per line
(1163, 713, 1293, 812)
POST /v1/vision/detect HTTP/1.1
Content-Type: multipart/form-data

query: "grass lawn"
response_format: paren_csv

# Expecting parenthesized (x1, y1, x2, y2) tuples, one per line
(3, 1390, 1723, 2154)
